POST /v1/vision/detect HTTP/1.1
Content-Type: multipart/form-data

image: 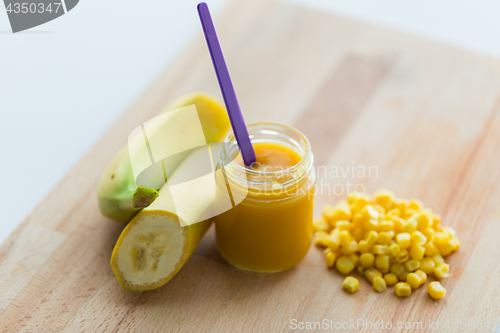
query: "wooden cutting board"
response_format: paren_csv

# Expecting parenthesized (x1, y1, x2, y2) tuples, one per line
(2, 0, 500, 332)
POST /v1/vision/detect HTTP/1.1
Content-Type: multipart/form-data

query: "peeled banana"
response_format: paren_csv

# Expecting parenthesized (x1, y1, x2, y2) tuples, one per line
(97, 93, 230, 222)
(110, 147, 217, 291)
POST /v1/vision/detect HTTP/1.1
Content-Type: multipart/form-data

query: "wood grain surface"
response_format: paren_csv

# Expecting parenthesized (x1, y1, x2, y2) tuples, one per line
(2, 0, 500, 332)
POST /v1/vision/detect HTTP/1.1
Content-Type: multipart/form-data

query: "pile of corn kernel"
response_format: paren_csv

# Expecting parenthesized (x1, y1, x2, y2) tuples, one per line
(314, 190, 460, 299)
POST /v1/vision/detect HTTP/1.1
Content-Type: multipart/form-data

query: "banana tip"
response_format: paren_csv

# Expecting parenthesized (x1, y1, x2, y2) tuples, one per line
(133, 186, 159, 208)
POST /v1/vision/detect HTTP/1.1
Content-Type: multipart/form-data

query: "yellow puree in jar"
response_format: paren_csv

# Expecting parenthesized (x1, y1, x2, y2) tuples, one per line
(215, 142, 314, 272)
(249, 143, 300, 170)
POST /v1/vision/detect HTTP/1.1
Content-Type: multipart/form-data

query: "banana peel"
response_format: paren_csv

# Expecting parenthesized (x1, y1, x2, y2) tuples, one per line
(97, 147, 159, 222)
(97, 93, 230, 222)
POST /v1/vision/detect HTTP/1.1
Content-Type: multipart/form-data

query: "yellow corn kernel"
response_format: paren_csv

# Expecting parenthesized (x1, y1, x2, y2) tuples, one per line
(335, 202, 352, 220)
(444, 226, 456, 237)
(325, 249, 337, 268)
(411, 231, 427, 246)
(377, 232, 393, 245)
(396, 233, 411, 248)
(402, 218, 418, 233)
(373, 276, 387, 293)
(408, 199, 423, 211)
(314, 231, 330, 247)
(409, 244, 425, 260)
(375, 254, 392, 274)
(357, 266, 365, 275)
(384, 273, 398, 286)
(324, 247, 334, 254)
(420, 257, 436, 274)
(359, 253, 375, 268)
(435, 231, 450, 246)
(388, 243, 401, 257)
(353, 195, 370, 212)
(391, 216, 405, 232)
(415, 212, 431, 230)
(342, 276, 360, 293)
(406, 273, 421, 289)
(422, 228, 436, 243)
(395, 282, 412, 297)
(339, 230, 352, 246)
(352, 228, 365, 241)
(336, 256, 355, 274)
(365, 268, 383, 283)
(358, 240, 371, 253)
(391, 263, 405, 276)
(313, 218, 330, 232)
(347, 191, 362, 205)
(398, 270, 409, 282)
(342, 240, 359, 255)
(441, 226, 453, 238)
(432, 214, 441, 229)
(395, 249, 409, 263)
(365, 219, 379, 230)
(374, 189, 394, 205)
(375, 255, 390, 274)
(322, 205, 336, 222)
(437, 240, 454, 257)
(449, 237, 460, 252)
(428, 281, 446, 299)
(329, 201, 350, 218)
(335, 220, 351, 231)
(424, 243, 440, 256)
(393, 199, 409, 215)
(348, 253, 359, 266)
(404, 259, 420, 272)
(404, 208, 418, 219)
(387, 208, 401, 217)
(371, 244, 388, 255)
(372, 204, 386, 214)
(432, 254, 445, 265)
(365, 231, 378, 246)
(326, 233, 341, 251)
(434, 263, 450, 279)
(379, 220, 394, 232)
(362, 205, 380, 220)
(414, 270, 427, 285)
(386, 206, 400, 216)
(351, 213, 364, 228)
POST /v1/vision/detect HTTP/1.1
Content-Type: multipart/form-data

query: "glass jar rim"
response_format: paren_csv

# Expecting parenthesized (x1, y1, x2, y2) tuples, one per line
(221, 122, 313, 186)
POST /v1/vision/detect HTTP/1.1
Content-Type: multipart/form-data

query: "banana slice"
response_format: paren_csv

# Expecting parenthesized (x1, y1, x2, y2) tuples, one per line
(111, 209, 211, 291)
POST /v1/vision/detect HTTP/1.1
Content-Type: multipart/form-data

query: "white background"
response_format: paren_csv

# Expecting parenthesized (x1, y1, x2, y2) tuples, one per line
(1, 0, 500, 243)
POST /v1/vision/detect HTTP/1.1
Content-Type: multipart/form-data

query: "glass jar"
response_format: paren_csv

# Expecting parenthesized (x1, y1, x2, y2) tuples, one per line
(214, 123, 316, 272)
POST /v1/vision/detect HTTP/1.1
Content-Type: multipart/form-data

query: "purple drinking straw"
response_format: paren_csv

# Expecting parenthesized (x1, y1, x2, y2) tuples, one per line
(197, 2, 256, 166)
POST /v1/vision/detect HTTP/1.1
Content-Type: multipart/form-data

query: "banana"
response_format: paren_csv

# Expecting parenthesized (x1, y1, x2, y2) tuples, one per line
(97, 93, 230, 222)
(110, 147, 217, 291)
